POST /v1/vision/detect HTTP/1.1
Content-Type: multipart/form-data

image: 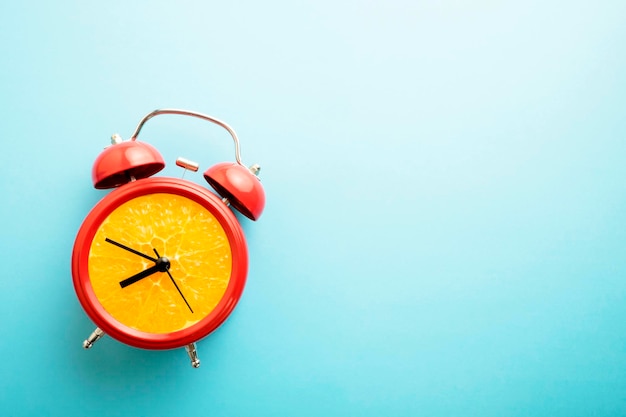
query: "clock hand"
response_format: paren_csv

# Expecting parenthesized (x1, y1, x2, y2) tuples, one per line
(116, 245, 194, 313)
(119, 256, 170, 288)
(154, 249, 194, 313)
(105, 238, 158, 263)
(165, 269, 194, 314)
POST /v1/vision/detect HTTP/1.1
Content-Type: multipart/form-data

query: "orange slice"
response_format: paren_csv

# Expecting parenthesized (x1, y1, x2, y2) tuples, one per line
(88, 193, 232, 334)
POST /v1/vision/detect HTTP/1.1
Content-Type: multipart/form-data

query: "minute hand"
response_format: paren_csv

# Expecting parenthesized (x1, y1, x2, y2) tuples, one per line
(119, 264, 162, 288)
(105, 238, 158, 262)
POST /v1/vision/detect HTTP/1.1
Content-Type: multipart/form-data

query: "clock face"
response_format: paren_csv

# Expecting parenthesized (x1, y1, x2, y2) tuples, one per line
(72, 178, 248, 349)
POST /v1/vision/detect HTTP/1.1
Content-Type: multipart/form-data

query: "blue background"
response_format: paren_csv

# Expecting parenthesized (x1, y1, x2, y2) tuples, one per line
(1, 1, 625, 415)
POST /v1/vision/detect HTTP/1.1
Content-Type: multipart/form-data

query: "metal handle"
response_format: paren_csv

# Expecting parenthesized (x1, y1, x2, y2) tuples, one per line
(129, 108, 244, 166)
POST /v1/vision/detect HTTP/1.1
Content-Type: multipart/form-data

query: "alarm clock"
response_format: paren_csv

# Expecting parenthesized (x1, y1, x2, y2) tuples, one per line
(71, 109, 265, 368)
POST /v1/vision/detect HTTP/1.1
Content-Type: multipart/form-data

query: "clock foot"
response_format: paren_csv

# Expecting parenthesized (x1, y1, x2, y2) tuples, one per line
(185, 343, 201, 368)
(83, 327, 105, 349)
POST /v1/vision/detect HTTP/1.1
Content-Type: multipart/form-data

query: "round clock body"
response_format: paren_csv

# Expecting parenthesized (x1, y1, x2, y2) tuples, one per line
(72, 177, 248, 350)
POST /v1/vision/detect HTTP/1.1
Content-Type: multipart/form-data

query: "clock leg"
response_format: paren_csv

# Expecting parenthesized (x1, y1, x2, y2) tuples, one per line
(83, 327, 105, 349)
(185, 343, 201, 368)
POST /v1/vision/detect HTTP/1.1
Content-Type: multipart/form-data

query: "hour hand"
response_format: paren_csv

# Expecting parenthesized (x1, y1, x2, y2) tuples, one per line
(119, 264, 160, 288)
(118, 253, 171, 288)
(105, 238, 158, 262)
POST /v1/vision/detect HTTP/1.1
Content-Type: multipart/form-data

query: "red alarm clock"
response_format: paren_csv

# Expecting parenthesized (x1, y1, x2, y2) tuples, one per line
(71, 109, 265, 367)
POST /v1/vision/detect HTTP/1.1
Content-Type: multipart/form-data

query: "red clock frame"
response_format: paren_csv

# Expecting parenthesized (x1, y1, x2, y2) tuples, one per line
(72, 176, 249, 350)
